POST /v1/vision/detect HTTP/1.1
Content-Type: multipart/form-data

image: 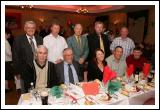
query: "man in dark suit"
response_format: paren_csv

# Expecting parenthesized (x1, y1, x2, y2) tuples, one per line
(55, 48, 83, 85)
(12, 21, 43, 93)
(25, 45, 58, 92)
(87, 21, 111, 61)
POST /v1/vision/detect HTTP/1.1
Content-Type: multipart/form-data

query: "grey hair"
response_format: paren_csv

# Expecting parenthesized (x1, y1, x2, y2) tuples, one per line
(24, 21, 36, 27)
(63, 48, 72, 54)
(35, 45, 48, 54)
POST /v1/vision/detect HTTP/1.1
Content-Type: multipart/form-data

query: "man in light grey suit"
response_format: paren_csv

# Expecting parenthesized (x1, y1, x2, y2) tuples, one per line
(67, 23, 89, 81)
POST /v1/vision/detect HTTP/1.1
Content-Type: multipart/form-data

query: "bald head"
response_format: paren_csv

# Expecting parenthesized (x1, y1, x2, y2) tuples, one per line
(74, 23, 83, 36)
(120, 27, 129, 38)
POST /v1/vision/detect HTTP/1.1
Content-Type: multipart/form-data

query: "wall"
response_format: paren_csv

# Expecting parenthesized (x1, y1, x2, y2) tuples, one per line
(108, 13, 127, 34)
(144, 7, 155, 45)
(5, 8, 96, 38)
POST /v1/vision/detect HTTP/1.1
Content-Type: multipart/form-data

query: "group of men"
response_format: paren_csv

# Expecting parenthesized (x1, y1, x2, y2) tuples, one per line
(5, 20, 149, 93)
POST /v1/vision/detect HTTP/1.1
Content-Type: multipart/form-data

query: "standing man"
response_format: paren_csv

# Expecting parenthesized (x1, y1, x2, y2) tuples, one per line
(13, 21, 43, 93)
(67, 23, 89, 81)
(43, 21, 68, 64)
(87, 21, 111, 61)
(110, 27, 135, 59)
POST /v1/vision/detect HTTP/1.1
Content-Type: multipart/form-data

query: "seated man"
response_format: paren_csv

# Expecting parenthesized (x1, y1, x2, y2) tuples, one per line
(55, 48, 83, 85)
(126, 46, 148, 71)
(105, 46, 127, 77)
(24, 45, 58, 92)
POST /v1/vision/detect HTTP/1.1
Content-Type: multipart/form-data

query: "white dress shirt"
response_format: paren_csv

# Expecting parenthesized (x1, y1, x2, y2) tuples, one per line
(26, 34, 37, 49)
(5, 39, 12, 61)
(43, 34, 68, 63)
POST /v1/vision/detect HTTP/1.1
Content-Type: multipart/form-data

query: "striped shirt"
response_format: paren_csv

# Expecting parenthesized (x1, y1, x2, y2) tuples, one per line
(110, 37, 135, 59)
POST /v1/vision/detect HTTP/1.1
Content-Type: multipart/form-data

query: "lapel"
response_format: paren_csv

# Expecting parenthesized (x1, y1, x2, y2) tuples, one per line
(72, 61, 80, 81)
(81, 36, 84, 49)
(47, 61, 50, 86)
(73, 36, 79, 49)
(60, 61, 65, 84)
(23, 35, 33, 55)
(35, 36, 40, 45)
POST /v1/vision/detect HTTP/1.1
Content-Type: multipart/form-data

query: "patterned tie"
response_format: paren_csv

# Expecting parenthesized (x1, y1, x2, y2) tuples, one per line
(99, 35, 105, 52)
(29, 37, 36, 58)
(77, 36, 81, 49)
(68, 64, 74, 84)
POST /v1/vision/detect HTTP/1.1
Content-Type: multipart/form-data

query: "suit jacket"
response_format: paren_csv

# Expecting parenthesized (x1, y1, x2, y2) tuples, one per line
(55, 61, 83, 85)
(24, 61, 58, 93)
(67, 35, 89, 62)
(12, 34, 43, 79)
(87, 32, 111, 61)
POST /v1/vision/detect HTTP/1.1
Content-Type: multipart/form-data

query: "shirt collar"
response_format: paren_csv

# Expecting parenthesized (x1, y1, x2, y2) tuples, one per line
(50, 33, 60, 38)
(26, 34, 35, 40)
(112, 55, 123, 62)
(120, 37, 128, 41)
(34, 60, 47, 69)
(64, 61, 72, 66)
(74, 35, 81, 40)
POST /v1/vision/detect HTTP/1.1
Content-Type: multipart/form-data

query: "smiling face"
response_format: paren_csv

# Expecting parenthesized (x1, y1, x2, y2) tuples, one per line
(63, 49, 73, 64)
(74, 24, 83, 36)
(114, 47, 123, 60)
(95, 22, 104, 35)
(24, 23, 36, 37)
(133, 50, 142, 59)
(96, 50, 105, 62)
(51, 24, 60, 36)
(120, 27, 129, 38)
(36, 47, 48, 63)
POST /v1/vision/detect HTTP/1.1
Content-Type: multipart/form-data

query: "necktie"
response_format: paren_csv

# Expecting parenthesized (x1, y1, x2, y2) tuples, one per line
(68, 64, 74, 84)
(99, 35, 105, 52)
(77, 36, 81, 49)
(29, 37, 36, 58)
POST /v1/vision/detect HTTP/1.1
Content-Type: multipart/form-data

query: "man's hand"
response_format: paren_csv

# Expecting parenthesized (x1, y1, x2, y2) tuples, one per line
(79, 58, 85, 64)
(16, 74, 21, 80)
(55, 59, 63, 64)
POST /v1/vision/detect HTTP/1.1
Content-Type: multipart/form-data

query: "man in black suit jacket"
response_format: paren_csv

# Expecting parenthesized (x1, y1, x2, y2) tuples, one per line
(12, 21, 43, 93)
(55, 48, 83, 85)
(87, 21, 111, 61)
(24, 45, 58, 92)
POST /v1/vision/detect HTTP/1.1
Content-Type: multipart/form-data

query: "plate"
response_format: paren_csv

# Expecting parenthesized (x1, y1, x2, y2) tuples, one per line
(96, 93, 112, 102)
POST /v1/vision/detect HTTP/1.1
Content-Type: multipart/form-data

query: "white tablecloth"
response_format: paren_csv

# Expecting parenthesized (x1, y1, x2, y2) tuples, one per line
(18, 88, 155, 105)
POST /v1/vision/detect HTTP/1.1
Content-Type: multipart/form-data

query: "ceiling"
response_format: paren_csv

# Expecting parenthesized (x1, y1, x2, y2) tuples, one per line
(7, 5, 154, 14)
(9, 5, 125, 13)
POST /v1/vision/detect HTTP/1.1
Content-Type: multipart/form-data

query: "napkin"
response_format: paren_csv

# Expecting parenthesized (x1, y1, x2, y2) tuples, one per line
(103, 66, 117, 85)
(126, 64, 134, 78)
(143, 63, 151, 77)
(107, 80, 121, 95)
(50, 86, 62, 98)
(82, 82, 99, 96)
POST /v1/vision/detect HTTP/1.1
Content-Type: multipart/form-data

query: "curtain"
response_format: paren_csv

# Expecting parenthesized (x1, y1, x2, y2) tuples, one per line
(128, 17, 145, 43)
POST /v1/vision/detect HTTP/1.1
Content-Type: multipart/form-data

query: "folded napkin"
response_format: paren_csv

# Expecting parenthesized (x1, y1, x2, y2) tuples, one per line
(50, 86, 63, 98)
(107, 80, 121, 95)
(103, 66, 117, 85)
(126, 64, 134, 78)
(143, 63, 151, 78)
